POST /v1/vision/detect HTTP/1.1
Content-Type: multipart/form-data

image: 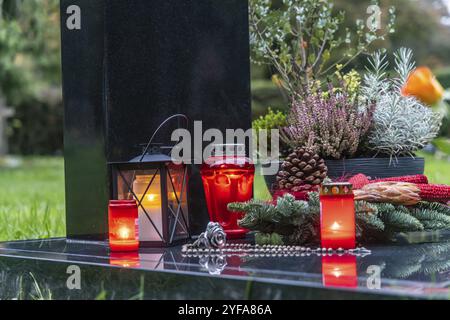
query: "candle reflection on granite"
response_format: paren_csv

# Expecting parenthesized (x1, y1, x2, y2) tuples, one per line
(110, 252, 141, 268)
(322, 255, 358, 288)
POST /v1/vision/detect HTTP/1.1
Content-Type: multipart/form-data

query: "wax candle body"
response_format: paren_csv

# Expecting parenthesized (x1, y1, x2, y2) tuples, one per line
(320, 192, 356, 249)
(133, 175, 164, 242)
(108, 201, 139, 252)
(322, 255, 358, 288)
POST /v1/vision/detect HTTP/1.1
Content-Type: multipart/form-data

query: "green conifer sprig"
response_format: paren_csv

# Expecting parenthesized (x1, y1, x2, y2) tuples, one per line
(228, 193, 450, 245)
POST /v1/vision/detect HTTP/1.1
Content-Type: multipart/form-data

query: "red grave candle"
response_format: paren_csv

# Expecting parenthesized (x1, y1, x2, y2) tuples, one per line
(322, 255, 358, 288)
(108, 200, 139, 252)
(320, 183, 356, 249)
(200, 144, 255, 239)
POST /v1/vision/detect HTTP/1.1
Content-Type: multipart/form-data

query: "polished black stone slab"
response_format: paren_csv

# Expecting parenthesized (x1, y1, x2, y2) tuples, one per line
(1, 236, 450, 300)
(60, 0, 251, 240)
(60, 0, 109, 241)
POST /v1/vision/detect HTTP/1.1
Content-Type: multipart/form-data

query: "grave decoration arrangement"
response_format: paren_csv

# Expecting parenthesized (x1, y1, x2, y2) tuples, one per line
(229, 174, 450, 246)
(204, 0, 449, 249)
(250, 0, 446, 182)
(268, 48, 442, 181)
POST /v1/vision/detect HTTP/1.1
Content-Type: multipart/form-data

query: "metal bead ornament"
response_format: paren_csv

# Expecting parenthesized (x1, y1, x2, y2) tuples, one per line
(183, 222, 371, 258)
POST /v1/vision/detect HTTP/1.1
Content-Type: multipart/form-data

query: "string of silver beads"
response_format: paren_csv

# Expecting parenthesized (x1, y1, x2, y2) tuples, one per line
(181, 243, 371, 258)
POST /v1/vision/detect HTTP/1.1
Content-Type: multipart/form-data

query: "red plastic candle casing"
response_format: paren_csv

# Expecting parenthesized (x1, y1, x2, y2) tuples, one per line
(200, 145, 255, 239)
(108, 200, 139, 252)
(320, 183, 356, 249)
(322, 255, 358, 288)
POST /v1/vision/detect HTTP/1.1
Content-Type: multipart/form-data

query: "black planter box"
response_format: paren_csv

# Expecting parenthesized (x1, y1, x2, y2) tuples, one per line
(262, 157, 425, 193)
(325, 157, 425, 179)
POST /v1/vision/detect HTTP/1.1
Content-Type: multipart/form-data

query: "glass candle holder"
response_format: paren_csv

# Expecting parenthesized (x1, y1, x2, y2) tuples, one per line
(108, 200, 139, 252)
(200, 144, 255, 239)
(322, 255, 358, 288)
(320, 182, 356, 249)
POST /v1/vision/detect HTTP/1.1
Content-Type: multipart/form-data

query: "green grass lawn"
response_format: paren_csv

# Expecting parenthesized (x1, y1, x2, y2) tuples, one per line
(0, 157, 65, 241)
(0, 155, 449, 242)
(419, 152, 450, 185)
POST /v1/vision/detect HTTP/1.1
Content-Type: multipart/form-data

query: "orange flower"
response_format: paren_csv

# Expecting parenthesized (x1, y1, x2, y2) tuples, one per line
(401, 67, 444, 105)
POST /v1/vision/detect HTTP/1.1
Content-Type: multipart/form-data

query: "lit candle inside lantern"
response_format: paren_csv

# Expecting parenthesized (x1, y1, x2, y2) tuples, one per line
(320, 182, 356, 249)
(133, 175, 163, 242)
(322, 255, 358, 288)
(108, 200, 139, 252)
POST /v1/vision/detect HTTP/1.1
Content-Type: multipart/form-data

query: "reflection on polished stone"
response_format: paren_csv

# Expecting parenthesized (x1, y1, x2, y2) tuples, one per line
(321, 255, 358, 288)
(110, 252, 141, 268)
(0, 235, 450, 299)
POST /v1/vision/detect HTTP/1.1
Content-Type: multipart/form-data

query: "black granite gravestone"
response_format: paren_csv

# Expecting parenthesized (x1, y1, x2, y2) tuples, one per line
(61, 0, 251, 241)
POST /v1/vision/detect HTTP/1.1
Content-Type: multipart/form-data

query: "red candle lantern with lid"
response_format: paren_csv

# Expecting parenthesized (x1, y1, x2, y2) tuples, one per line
(200, 144, 255, 239)
(320, 182, 356, 249)
(108, 200, 139, 252)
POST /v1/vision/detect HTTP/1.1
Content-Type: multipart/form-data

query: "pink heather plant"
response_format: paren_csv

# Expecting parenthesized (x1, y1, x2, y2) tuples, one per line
(282, 84, 375, 160)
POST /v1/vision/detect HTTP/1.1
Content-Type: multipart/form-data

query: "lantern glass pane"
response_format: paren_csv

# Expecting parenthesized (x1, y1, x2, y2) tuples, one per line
(117, 169, 164, 242)
(167, 164, 189, 240)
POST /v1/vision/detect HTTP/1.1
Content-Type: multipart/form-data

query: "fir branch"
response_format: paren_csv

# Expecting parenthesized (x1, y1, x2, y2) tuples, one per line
(421, 220, 450, 230)
(415, 202, 450, 216)
(379, 209, 424, 232)
(255, 233, 284, 246)
(409, 208, 450, 227)
(356, 212, 385, 242)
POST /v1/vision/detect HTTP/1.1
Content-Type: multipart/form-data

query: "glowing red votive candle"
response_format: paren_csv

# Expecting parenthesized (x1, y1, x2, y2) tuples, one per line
(320, 183, 356, 249)
(322, 255, 358, 288)
(108, 200, 139, 252)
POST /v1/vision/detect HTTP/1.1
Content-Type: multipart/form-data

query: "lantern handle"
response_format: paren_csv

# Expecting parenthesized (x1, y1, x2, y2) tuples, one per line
(140, 114, 189, 162)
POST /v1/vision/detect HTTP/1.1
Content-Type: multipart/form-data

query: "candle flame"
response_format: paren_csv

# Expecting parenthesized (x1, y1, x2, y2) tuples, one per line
(330, 222, 341, 231)
(118, 227, 130, 239)
(147, 194, 156, 202)
(332, 268, 342, 278)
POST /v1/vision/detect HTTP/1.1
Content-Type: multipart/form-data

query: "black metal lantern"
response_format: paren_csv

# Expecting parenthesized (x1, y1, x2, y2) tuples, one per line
(109, 115, 191, 247)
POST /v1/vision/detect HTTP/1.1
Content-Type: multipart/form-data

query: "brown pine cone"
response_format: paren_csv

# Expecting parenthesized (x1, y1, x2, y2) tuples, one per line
(276, 147, 328, 192)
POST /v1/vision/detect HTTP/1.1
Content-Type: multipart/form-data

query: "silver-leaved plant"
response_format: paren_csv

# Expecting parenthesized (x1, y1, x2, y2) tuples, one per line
(362, 48, 442, 159)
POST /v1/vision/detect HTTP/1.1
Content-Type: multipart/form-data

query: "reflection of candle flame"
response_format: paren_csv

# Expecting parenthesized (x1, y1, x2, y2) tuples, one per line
(118, 227, 130, 239)
(331, 222, 341, 231)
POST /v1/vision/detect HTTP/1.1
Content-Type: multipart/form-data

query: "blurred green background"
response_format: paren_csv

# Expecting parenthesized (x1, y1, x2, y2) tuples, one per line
(1, 0, 450, 241)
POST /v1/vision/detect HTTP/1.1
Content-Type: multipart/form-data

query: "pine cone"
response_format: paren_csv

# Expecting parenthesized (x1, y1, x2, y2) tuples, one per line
(354, 182, 421, 206)
(276, 147, 328, 192)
